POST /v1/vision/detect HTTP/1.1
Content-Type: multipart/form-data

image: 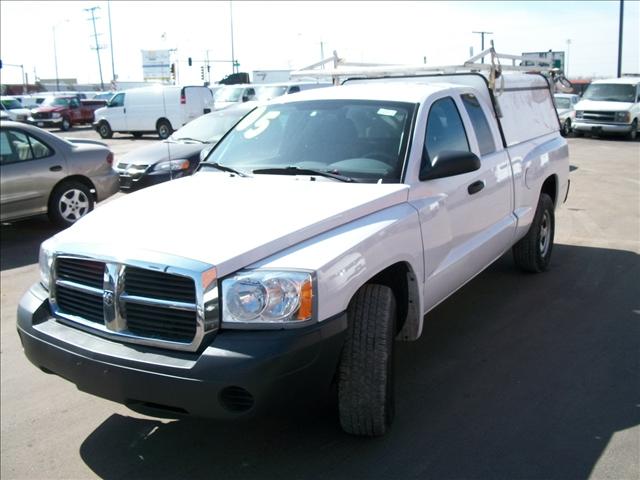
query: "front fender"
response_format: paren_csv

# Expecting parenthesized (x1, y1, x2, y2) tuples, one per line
(251, 203, 425, 338)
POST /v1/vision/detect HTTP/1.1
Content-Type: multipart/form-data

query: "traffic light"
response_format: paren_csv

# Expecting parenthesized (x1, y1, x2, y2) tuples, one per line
(200, 66, 205, 80)
(170, 63, 176, 80)
(188, 57, 192, 67)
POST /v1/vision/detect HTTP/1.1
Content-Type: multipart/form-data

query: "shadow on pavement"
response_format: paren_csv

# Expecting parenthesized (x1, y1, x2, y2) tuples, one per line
(0, 217, 62, 271)
(72, 243, 640, 478)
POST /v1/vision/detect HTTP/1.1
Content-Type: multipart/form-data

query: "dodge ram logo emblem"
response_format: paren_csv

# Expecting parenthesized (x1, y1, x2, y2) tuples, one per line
(103, 291, 114, 307)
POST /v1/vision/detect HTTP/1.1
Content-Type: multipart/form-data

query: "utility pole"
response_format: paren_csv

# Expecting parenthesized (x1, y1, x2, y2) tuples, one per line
(229, 1, 236, 74)
(566, 39, 571, 77)
(473, 31, 493, 63)
(85, 6, 105, 90)
(617, 0, 624, 77)
(107, 0, 116, 85)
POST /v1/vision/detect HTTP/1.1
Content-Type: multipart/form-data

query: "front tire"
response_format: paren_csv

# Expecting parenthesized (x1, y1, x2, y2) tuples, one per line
(512, 193, 555, 272)
(48, 181, 94, 227)
(338, 284, 396, 436)
(561, 118, 572, 137)
(97, 121, 113, 139)
(627, 120, 637, 141)
(60, 117, 71, 131)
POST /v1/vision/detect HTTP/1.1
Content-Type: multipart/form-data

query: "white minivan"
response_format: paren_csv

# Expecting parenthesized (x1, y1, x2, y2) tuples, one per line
(93, 85, 213, 139)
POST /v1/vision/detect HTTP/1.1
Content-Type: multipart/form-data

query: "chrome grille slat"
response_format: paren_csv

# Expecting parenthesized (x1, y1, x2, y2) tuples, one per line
(51, 255, 216, 352)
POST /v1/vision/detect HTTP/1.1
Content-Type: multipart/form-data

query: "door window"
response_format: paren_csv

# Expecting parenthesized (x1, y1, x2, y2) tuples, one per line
(109, 93, 125, 107)
(69, 98, 80, 109)
(0, 129, 53, 165)
(421, 97, 469, 176)
(461, 93, 496, 155)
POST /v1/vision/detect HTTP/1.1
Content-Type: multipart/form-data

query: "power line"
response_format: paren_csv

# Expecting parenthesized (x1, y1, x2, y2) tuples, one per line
(85, 6, 105, 90)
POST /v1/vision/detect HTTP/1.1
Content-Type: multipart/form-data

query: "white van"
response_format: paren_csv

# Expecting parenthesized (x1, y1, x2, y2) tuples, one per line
(93, 85, 213, 139)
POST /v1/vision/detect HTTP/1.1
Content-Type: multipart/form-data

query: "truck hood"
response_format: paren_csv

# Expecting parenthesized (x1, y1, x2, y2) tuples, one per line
(575, 99, 634, 112)
(119, 141, 204, 167)
(34, 106, 65, 114)
(53, 173, 409, 276)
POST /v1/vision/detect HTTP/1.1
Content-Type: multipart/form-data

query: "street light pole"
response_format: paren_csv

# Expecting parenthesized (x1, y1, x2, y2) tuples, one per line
(53, 25, 60, 91)
(617, 0, 624, 78)
(566, 39, 571, 77)
(229, 1, 236, 74)
(107, 0, 116, 85)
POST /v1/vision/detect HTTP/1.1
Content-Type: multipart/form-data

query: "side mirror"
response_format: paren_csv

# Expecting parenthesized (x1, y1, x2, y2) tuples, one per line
(242, 95, 250, 102)
(420, 150, 481, 181)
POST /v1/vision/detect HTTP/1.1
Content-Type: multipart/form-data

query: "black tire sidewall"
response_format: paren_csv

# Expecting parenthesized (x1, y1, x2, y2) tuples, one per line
(157, 121, 172, 139)
(98, 122, 112, 139)
(532, 194, 555, 271)
(61, 117, 71, 131)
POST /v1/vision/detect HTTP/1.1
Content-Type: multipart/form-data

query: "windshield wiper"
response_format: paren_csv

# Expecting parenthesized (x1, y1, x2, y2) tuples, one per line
(199, 162, 249, 177)
(252, 166, 356, 183)
(174, 137, 205, 143)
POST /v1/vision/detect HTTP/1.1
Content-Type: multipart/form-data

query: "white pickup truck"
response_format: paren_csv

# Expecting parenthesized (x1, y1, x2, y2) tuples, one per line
(18, 71, 569, 436)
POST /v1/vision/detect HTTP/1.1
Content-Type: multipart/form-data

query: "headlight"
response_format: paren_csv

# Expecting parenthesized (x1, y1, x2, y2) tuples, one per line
(615, 111, 630, 123)
(38, 239, 57, 291)
(154, 159, 190, 172)
(222, 271, 313, 325)
(126, 164, 148, 175)
(575, 111, 583, 119)
(52, 112, 61, 119)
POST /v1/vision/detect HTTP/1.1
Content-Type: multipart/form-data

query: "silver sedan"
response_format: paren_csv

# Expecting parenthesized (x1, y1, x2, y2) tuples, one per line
(0, 121, 119, 226)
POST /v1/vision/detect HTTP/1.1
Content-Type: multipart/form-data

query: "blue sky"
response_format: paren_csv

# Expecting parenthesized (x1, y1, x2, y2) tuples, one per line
(0, 1, 638, 86)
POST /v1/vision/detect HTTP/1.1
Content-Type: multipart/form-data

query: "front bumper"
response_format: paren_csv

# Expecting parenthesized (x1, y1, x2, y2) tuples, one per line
(118, 171, 190, 191)
(573, 121, 633, 134)
(17, 283, 347, 419)
(28, 117, 63, 128)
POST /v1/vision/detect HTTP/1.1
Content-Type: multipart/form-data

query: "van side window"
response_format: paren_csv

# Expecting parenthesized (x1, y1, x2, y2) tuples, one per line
(110, 93, 125, 107)
(461, 93, 496, 155)
(421, 97, 469, 175)
(288, 86, 300, 94)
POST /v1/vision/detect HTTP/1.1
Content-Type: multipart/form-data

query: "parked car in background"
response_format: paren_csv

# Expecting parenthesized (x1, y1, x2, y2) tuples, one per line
(213, 85, 256, 110)
(93, 85, 214, 140)
(554, 93, 580, 136)
(1, 97, 32, 123)
(28, 96, 106, 131)
(254, 82, 332, 101)
(573, 77, 640, 139)
(15, 95, 47, 109)
(0, 121, 118, 226)
(115, 102, 256, 191)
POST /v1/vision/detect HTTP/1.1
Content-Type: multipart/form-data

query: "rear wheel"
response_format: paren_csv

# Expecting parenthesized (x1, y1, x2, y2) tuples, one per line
(512, 193, 555, 273)
(338, 284, 396, 436)
(48, 181, 94, 227)
(627, 120, 637, 141)
(156, 120, 173, 139)
(97, 121, 113, 139)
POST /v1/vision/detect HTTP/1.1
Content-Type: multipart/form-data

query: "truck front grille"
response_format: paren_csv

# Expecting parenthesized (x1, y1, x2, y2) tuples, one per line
(32, 112, 51, 120)
(51, 256, 214, 351)
(583, 111, 616, 122)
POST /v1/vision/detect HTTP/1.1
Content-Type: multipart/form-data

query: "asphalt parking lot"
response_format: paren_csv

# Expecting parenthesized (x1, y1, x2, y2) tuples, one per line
(1, 129, 639, 479)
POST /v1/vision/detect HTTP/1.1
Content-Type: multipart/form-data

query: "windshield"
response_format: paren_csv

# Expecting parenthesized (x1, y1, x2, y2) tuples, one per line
(583, 84, 636, 102)
(554, 97, 571, 109)
(214, 87, 244, 103)
(41, 97, 70, 107)
(204, 100, 415, 183)
(254, 86, 288, 101)
(172, 106, 253, 143)
(1, 99, 24, 110)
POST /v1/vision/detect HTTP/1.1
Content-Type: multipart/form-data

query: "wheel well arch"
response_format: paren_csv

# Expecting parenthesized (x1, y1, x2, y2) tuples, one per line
(362, 261, 421, 341)
(49, 175, 97, 208)
(156, 117, 172, 129)
(541, 174, 558, 208)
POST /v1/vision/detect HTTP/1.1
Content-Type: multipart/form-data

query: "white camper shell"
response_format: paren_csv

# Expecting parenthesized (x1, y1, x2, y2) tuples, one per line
(93, 85, 213, 139)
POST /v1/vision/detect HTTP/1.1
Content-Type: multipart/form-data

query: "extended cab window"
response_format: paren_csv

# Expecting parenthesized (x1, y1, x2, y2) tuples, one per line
(0, 129, 53, 164)
(461, 93, 496, 155)
(421, 97, 469, 176)
(69, 98, 80, 108)
(109, 93, 125, 107)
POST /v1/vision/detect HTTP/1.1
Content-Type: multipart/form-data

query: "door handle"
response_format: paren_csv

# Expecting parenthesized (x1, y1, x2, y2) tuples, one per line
(123, 107, 126, 113)
(467, 180, 485, 195)
(49, 165, 63, 172)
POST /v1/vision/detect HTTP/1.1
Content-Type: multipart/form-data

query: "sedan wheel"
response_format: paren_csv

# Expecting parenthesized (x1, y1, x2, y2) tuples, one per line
(49, 181, 94, 227)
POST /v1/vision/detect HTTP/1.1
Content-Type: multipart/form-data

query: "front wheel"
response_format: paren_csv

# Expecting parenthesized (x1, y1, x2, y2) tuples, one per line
(48, 181, 94, 227)
(97, 121, 113, 139)
(512, 193, 555, 272)
(338, 284, 396, 436)
(561, 118, 572, 137)
(60, 117, 71, 131)
(627, 120, 637, 141)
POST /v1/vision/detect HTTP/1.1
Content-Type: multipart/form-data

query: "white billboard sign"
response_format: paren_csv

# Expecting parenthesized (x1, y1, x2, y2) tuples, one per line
(142, 50, 171, 82)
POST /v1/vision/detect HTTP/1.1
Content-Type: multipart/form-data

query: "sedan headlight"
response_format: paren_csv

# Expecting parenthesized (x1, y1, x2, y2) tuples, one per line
(38, 239, 57, 291)
(154, 159, 190, 172)
(615, 111, 630, 123)
(575, 111, 583, 119)
(222, 271, 314, 325)
(52, 112, 61, 119)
